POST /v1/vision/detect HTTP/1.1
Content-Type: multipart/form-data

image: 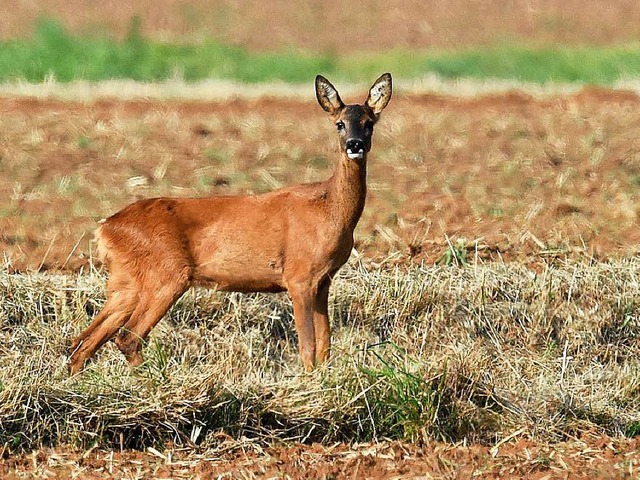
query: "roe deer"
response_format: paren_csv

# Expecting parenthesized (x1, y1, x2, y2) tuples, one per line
(68, 73, 392, 374)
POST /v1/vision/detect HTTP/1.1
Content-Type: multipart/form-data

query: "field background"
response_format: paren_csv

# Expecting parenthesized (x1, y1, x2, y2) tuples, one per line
(3, 0, 640, 48)
(3, 1, 640, 478)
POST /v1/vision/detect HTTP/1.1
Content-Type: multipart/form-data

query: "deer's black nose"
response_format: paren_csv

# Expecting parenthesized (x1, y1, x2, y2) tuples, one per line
(345, 138, 365, 159)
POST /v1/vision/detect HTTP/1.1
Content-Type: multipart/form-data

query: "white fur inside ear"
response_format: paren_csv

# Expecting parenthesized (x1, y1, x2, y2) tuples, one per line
(318, 79, 341, 110)
(370, 83, 385, 103)
(366, 75, 391, 114)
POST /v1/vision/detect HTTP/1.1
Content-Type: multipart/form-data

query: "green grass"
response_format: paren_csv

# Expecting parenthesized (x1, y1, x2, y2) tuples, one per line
(3, 18, 640, 84)
(0, 18, 337, 84)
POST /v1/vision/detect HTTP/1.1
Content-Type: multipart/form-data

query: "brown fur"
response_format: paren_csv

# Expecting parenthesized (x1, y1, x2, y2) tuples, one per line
(68, 73, 392, 374)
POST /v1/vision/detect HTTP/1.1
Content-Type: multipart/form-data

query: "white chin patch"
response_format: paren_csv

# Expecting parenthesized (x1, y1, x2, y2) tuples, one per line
(347, 149, 365, 160)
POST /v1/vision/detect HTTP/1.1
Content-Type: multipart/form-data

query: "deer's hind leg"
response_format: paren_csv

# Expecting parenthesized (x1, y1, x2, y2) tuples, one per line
(68, 272, 138, 374)
(114, 265, 191, 367)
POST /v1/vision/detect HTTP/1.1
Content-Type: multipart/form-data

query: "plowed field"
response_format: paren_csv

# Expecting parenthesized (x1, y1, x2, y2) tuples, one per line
(2, 88, 640, 272)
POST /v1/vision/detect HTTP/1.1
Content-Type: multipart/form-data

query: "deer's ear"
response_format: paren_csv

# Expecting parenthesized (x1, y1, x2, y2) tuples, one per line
(316, 75, 344, 115)
(365, 73, 392, 116)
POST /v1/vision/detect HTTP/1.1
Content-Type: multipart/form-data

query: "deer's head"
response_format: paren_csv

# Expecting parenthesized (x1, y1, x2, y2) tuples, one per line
(315, 73, 392, 161)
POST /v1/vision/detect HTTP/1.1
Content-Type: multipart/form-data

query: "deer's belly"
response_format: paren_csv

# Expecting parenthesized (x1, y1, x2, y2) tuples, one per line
(192, 248, 286, 293)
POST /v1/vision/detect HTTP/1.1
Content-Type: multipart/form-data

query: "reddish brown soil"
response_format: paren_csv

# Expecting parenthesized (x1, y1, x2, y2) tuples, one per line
(2, 0, 640, 50)
(2, 437, 639, 479)
(2, 88, 640, 272)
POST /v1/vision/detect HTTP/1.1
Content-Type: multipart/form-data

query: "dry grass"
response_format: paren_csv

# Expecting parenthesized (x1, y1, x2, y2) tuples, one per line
(2, 257, 640, 453)
(0, 77, 591, 102)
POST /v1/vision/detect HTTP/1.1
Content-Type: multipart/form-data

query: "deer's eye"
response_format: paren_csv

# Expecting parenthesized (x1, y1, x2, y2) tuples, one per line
(336, 121, 345, 131)
(364, 120, 374, 131)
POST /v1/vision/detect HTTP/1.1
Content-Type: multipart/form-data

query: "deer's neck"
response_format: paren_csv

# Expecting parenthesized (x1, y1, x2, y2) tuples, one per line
(327, 154, 367, 233)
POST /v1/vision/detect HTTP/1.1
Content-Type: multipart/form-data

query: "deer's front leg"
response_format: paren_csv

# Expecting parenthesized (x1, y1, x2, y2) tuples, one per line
(313, 278, 332, 365)
(288, 282, 316, 371)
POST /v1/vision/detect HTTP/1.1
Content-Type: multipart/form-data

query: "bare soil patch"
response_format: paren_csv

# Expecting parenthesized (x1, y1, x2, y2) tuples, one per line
(2, 437, 639, 479)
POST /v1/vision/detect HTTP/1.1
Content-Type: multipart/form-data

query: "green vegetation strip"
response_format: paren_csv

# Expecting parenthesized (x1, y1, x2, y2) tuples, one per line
(2, 19, 640, 84)
(2, 260, 640, 451)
